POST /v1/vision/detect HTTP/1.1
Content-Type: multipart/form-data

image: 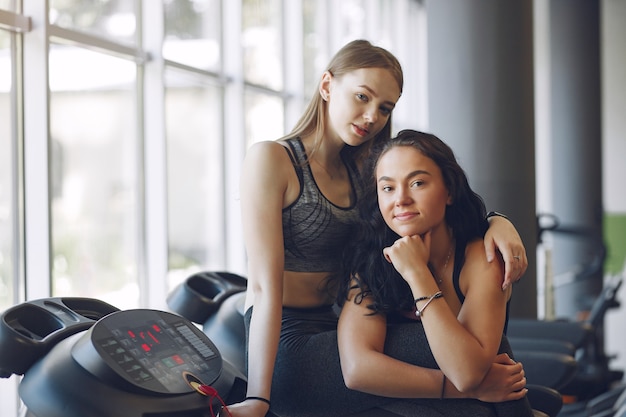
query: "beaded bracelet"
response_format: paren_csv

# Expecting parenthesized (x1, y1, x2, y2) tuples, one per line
(415, 291, 443, 317)
(414, 294, 430, 303)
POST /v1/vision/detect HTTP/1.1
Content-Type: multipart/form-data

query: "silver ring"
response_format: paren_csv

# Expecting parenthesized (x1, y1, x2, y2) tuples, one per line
(513, 256, 521, 260)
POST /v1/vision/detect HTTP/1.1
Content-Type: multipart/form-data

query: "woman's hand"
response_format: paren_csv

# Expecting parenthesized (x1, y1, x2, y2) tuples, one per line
(221, 398, 270, 417)
(382, 234, 431, 280)
(484, 216, 528, 290)
(469, 353, 528, 403)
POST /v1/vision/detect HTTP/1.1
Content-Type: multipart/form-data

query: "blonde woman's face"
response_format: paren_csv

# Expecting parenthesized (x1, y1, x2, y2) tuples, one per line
(323, 67, 401, 147)
(376, 146, 451, 237)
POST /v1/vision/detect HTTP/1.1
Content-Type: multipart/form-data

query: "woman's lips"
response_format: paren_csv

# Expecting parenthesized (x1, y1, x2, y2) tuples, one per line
(394, 212, 418, 221)
(352, 124, 369, 137)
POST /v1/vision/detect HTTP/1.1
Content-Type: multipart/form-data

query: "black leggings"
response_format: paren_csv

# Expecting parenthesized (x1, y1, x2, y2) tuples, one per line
(244, 306, 533, 417)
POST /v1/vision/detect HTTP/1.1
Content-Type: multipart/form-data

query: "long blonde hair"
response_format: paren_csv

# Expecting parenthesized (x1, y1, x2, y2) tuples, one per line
(284, 39, 404, 164)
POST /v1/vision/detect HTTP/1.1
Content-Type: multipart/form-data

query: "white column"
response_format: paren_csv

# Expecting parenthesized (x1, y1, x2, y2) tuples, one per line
(141, 2, 169, 309)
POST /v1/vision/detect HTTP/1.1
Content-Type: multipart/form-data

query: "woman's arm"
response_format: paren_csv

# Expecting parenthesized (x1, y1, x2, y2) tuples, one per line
(468, 353, 528, 402)
(338, 282, 526, 401)
(230, 142, 290, 417)
(338, 288, 444, 398)
(485, 214, 528, 289)
(381, 235, 511, 393)
(421, 241, 511, 391)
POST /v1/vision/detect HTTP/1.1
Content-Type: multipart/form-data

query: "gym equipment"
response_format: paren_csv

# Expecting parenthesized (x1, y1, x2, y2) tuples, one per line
(508, 272, 625, 417)
(0, 297, 246, 417)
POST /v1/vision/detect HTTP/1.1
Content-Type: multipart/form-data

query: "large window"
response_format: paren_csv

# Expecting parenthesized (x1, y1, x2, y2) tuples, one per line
(50, 0, 138, 44)
(0, 8, 23, 417)
(49, 45, 140, 309)
(0, 0, 426, 325)
(242, 0, 283, 90)
(0, 26, 15, 319)
(165, 69, 224, 286)
(163, 0, 221, 72)
(0, 2, 424, 415)
(0, 0, 426, 339)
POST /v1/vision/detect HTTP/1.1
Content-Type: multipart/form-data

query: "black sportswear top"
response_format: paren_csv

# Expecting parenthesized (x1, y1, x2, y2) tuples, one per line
(282, 138, 362, 272)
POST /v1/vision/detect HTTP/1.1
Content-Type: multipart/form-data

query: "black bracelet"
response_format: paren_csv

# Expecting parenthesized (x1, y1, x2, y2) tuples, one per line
(246, 396, 271, 407)
(486, 211, 509, 221)
(415, 291, 443, 317)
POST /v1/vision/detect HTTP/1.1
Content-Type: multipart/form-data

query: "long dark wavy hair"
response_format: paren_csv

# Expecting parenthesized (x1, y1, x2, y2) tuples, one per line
(337, 129, 489, 314)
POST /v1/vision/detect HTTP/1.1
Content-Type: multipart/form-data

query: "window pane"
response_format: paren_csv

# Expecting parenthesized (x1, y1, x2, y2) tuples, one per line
(0, 1, 15, 11)
(165, 69, 224, 288)
(245, 90, 284, 147)
(0, 28, 19, 417)
(242, 0, 283, 90)
(49, 45, 139, 310)
(338, 0, 367, 41)
(0, 30, 14, 311)
(303, 0, 325, 100)
(163, 0, 221, 72)
(49, 0, 138, 45)
(373, 0, 394, 46)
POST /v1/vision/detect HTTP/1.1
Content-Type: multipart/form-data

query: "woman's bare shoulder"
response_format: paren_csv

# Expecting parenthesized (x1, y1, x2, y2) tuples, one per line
(243, 140, 292, 171)
(463, 239, 506, 292)
(463, 239, 499, 275)
(246, 139, 289, 157)
(465, 239, 487, 258)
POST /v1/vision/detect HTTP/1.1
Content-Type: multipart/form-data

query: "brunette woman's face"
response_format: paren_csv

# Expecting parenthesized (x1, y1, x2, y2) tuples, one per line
(323, 68, 401, 147)
(376, 146, 451, 237)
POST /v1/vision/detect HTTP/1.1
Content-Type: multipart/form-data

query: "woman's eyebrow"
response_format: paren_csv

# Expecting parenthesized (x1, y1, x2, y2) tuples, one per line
(377, 170, 430, 183)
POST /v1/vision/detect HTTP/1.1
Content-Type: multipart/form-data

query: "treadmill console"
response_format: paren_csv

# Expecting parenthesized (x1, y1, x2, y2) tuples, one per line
(74, 309, 223, 394)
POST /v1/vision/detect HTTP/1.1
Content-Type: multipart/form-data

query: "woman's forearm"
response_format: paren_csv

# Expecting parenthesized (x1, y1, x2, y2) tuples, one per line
(341, 348, 444, 398)
(245, 289, 283, 400)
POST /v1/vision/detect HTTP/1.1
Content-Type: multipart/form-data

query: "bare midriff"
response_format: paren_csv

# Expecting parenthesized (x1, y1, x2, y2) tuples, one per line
(281, 270, 337, 308)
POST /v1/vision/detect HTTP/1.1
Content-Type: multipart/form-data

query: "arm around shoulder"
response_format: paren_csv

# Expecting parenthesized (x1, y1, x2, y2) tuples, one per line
(484, 214, 528, 288)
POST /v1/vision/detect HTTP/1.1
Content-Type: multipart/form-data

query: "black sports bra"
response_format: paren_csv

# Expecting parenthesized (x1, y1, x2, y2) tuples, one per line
(281, 138, 362, 272)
